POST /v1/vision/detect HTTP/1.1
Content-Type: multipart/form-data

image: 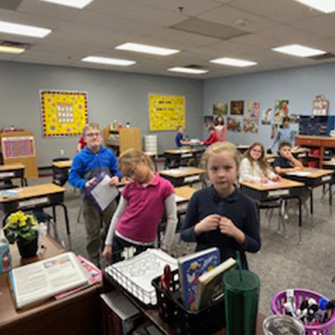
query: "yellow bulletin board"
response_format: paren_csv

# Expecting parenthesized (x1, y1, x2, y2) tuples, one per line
(40, 90, 88, 137)
(149, 94, 185, 131)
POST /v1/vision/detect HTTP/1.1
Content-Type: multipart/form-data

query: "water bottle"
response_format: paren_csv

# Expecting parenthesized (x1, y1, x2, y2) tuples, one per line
(0, 229, 11, 274)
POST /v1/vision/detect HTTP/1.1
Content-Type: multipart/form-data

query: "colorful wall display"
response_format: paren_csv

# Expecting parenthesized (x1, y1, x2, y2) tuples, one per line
(243, 118, 259, 133)
(227, 117, 242, 132)
(213, 102, 228, 115)
(274, 99, 289, 123)
(247, 102, 260, 118)
(40, 90, 88, 137)
(261, 108, 272, 125)
(230, 100, 244, 115)
(149, 94, 185, 131)
(204, 115, 214, 129)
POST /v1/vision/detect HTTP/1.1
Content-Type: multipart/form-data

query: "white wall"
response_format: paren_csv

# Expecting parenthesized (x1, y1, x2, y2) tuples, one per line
(203, 63, 335, 150)
(0, 61, 203, 167)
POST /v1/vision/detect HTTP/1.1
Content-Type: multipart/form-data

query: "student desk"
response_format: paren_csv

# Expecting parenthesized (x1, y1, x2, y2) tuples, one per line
(0, 183, 70, 238)
(103, 274, 264, 335)
(282, 169, 334, 214)
(323, 160, 335, 170)
(237, 144, 250, 154)
(0, 235, 102, 335)
(159, 167, 206, 187)
(52, 160, 72, 184)
(175, 186, 196, 205)
(0, 164, 27, 187)
(266, 148, 310, 166)
(164, 147, 205, 168)
(240, 179, 305, 242)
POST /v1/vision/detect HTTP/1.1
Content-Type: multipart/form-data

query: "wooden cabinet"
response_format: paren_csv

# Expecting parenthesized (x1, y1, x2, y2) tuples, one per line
(295, 135, 335, 168)
(104, 127, 142, 155)
(0, 131, 38, 178)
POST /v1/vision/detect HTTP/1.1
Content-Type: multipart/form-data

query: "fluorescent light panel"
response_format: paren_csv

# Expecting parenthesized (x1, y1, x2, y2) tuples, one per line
(168, 67, 208, 74)
(210, 57, 257, 67)
(0, 21, 51, 38)
(82, 56, 136, 66)
(292, 0, 335, 13)
(115, 43, 179, 56)
(37, 0, 94, 9)
(272, 44, 326, 57)
(0, 45, 25, 54)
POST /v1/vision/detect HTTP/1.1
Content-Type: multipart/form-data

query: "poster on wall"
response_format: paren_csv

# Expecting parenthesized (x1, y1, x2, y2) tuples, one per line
(213, 102, 228, 115)
(274, 99, 289, 123)
(261, 108, 272, 125)
(247, 102, 260, 118)
(312, 95, 329, 116)
(204, 115, 214, 129)
(230, 100, 244, 115)
(227, 117, 242, 132)
(40, 90, 88, 137)
(243, 118, 258, 133)
(149, 94, 185, 131)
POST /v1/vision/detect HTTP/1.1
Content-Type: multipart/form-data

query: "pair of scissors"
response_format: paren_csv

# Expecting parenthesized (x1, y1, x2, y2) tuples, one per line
(160, 265, 172, 291)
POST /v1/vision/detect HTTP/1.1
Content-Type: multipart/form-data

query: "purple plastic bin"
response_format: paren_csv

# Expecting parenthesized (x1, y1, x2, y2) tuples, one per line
(271, 289, 335, 335)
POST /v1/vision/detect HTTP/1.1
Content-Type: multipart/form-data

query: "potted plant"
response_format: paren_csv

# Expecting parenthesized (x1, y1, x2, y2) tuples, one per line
(4, 211, 39, 258)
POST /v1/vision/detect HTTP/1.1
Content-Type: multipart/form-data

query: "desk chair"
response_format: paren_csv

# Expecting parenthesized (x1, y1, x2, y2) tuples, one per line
(52, 157, 71, 186)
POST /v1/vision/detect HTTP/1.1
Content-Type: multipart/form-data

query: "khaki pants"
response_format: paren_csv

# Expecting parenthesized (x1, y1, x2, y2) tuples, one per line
(82, 199, 117, 266)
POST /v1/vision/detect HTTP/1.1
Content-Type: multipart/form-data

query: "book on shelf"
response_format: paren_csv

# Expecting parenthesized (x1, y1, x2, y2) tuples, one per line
(195, 257, 236, 310)
(178, 247, 220, 311)
(8, 252, 89, 309)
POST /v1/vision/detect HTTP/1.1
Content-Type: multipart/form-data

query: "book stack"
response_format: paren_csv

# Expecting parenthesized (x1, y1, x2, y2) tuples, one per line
(178, 248, 236, 311)
(144, 135, 157, 156)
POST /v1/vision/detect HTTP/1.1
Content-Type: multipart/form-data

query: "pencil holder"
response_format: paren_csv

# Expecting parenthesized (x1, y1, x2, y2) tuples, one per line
(152, 269, 225, 335)
(271, 289, 335, 335)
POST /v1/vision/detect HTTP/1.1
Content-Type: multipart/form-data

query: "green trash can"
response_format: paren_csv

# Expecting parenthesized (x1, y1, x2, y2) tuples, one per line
(223, 270, 260, 335)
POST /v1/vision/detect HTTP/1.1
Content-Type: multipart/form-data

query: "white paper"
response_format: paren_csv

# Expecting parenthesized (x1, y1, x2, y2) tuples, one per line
(91, 175, 118, 211)
(286, 171, 311, 176)
(175, 195, 185, 202)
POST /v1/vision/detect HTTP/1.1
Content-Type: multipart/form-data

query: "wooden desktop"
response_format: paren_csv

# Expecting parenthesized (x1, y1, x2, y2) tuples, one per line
(0, 235, 102, 335)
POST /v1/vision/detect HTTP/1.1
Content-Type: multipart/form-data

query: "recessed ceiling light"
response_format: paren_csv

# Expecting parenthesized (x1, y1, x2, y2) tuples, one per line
(210, 57, 257, 67)
(82, 56, 136, 66)
(292, 0, 335, 14)
(0, 20, 51, 38)
(168, 67, 208, 74)
(272, 44, 326, 57)
(37, 0, 94, 9)
(115, 43, 179, 56)
(0, 44, 25, 54)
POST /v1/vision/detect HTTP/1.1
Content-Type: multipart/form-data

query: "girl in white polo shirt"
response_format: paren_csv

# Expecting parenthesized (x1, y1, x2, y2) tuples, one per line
(103, 149, 177, 263)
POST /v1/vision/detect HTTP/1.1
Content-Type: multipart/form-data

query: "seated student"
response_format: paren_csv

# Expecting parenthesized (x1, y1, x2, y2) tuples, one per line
(202, 126, 219, 145)
(273, 142, 303, 174)
(76, 135, 87, 152)
(175, 126, 190, 148)
(239, 142, 281, 183)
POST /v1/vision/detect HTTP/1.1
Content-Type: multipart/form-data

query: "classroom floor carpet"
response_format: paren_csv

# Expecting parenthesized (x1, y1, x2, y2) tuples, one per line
(3, 172, 335, 320)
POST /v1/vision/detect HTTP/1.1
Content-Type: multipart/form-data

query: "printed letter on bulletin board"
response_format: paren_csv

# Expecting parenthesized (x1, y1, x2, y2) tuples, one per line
(40, 90, 88, 137)
(149, 94, 185, 131)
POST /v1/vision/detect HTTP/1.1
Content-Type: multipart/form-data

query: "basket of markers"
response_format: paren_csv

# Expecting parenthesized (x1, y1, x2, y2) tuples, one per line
(271, 289, 335, 335)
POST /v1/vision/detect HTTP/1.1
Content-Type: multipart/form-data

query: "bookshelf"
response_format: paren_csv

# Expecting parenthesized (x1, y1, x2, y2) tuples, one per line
(104, 127, 142, 155)
(0, 131, 38, 178)
(295, 135, 335, 168)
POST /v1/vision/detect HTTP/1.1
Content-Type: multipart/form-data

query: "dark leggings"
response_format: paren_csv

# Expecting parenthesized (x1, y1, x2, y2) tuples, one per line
(111, 235, 154, 264)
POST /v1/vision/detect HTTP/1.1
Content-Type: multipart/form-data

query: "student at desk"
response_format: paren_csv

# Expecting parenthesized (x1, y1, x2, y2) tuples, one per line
(181, 142, 261, 269)
(69, 123, 122, 267)
(202, 126, 220, 146)
(273, 142, 303, 174)
(239, 142, 281, 183)
(175, 126, 190, 148)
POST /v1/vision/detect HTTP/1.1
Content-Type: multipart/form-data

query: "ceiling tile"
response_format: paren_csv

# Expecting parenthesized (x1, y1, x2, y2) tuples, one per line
(231, 0, 322, 24)
(198, 5, 281, 33)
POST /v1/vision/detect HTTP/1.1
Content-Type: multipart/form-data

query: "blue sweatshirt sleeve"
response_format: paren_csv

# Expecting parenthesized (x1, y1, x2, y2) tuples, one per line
(181, 193, 199, 242)
(239, 198, 261, 253)
(68, 155, 87, 190)
(108, 151, 122, 180)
